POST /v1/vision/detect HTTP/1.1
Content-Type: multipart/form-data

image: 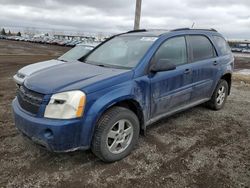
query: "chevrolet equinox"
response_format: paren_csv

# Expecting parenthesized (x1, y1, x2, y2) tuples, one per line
(12, 28, 234, 162)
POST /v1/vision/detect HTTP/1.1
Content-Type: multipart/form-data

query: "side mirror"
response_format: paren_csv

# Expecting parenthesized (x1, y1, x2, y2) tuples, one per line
(150, 59, 176, 73)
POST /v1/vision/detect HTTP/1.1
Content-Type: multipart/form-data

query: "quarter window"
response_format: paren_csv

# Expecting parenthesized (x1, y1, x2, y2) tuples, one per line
(189, 35, 216, 62)
(154, 36, 187, 66)
(212, 36, 231, 55)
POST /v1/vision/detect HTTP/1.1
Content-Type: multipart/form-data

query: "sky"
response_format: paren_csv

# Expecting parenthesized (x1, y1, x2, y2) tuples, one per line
(0, 0, 249, 39)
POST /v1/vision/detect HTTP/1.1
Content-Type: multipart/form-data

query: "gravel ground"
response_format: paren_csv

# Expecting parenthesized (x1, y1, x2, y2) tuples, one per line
(0, 40, 250, 187)
(234, 53, 250, 70)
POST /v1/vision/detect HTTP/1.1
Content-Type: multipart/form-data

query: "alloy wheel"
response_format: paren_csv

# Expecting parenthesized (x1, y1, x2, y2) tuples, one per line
(106, 119, 134, 154)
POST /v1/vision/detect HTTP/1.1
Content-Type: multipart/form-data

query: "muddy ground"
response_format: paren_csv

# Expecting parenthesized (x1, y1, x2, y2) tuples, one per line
(0, 40, 249, 187)
(234, 53, 250, 70)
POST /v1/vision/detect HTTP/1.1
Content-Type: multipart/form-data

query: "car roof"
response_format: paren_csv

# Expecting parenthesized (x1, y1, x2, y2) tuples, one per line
(121, 28, 219, 37)
(121, 29, 169, 37)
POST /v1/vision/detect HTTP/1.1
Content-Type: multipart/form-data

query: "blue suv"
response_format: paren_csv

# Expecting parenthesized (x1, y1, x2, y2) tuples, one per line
(12, 28, 234, 162)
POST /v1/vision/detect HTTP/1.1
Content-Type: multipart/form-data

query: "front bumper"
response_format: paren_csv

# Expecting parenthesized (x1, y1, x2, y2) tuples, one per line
(12, 98, 88, 152)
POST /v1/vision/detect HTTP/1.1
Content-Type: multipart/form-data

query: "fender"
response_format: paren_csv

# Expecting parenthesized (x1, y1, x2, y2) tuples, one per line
(209, 53, 233, 98)
(79, 81, 146, 146)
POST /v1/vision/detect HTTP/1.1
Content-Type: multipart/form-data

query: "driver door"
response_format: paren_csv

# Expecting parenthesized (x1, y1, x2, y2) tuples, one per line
(150, 36, 193, 119)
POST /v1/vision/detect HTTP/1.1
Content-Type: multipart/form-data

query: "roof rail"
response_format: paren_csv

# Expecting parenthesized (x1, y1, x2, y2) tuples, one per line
(209, 28, 217, 32)
(171, 28, 218, 32)
(171, 28, 190, 31)
(127, 29, 147, 33)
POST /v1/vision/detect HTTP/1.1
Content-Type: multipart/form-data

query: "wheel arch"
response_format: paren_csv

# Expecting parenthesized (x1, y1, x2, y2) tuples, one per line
(112, 99, 144, 130)
(221, 73, 232, 95)
(95, 98, 145, 133)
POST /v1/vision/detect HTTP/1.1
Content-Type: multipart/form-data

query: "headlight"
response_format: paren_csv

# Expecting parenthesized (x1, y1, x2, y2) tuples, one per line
(44, 90, 86, 119)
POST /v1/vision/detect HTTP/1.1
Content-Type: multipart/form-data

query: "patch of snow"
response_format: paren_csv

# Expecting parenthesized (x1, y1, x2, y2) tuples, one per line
(236, 69, 250, 75)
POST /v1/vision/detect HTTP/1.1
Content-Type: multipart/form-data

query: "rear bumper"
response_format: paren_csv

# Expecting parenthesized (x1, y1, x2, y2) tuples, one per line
(12, 98, 88, 152)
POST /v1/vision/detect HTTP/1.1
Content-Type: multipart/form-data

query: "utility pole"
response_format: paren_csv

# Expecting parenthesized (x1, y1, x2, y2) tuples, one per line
(134, 0, 142, 30)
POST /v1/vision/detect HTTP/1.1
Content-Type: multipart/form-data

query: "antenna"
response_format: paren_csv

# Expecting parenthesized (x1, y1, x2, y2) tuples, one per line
(191, 22, 195, 28)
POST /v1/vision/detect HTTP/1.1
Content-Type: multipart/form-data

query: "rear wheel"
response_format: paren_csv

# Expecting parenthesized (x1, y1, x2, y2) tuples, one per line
(91, 107, 139, 162)
(206, 79, 228, 110)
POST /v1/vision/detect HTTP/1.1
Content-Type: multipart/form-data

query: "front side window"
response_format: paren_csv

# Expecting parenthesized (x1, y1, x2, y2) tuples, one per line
(85, 36, 157, 69)
(189, 35, 216, 62)
(212, 36, 231, 55)
(154, 36, 187, 66)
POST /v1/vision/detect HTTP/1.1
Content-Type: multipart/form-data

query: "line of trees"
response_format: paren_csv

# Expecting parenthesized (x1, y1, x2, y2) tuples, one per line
(0, 28, 21, 36)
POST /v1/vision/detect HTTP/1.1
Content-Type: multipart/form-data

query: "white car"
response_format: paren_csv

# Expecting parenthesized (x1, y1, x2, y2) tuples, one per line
(13, 43, 99, 85)
(242, 49, 250, 53)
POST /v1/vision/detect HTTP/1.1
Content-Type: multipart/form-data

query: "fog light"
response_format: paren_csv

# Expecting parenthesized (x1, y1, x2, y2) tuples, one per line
(44, 129, 53, 139)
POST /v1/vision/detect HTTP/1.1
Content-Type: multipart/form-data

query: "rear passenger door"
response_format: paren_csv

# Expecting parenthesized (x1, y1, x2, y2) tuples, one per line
(187, 35, 219, 102)
(150, 36, 193, 118)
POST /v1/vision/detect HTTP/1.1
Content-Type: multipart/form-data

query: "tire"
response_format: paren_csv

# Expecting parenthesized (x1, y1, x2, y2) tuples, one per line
(206, 79, 229, 110)
(91, 106, 140, 162)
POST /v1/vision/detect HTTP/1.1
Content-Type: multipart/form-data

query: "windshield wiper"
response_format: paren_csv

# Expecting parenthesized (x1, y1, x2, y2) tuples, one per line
(86, 61, 109, 68)
(85, 60, 130, 69)
(58, 58, 68, 62)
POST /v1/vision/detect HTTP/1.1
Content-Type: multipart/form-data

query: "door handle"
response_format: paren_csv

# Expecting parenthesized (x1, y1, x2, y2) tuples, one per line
(184, 69, 191, 74)
(213, 61, 218, 65)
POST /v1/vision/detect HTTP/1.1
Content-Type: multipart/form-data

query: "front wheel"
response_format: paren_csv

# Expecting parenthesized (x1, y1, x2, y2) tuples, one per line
(206, 79, 229, 110)
(91, 107, 140, 162)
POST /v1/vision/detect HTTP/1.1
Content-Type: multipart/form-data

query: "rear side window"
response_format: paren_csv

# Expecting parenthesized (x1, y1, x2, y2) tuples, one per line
(154, 36, 187, 66)
(212, 36, 231, 55)
(188, 35, 216, 62)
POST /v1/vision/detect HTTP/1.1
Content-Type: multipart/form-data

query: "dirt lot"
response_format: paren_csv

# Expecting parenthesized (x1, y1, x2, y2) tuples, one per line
(234, 53, 250, 70)
(0, 40, 249, 187)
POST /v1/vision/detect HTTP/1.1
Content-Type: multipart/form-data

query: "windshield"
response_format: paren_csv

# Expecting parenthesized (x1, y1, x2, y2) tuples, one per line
(85, 36, 157, 69)
(58, 45, 94, 62)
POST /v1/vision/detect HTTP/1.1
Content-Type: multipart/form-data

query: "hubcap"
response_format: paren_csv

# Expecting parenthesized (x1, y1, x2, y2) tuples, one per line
(106, 119, 133, 154)
(216, 85, 226, 105)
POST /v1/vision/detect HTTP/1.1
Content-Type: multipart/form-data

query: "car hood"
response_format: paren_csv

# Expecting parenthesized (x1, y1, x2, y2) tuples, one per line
(24, 61, 132, 94)
(18, 59, 66, 77)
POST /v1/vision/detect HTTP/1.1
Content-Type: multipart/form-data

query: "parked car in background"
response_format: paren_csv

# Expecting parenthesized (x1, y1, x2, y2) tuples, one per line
(242, 49, 250, 53)
(0, 35, 6, 39)
(13, 43, 98, 86)
(65, 40, 82, 47)
(12, 28, 234, 162)
(231, 47, 242, 52)
(1, 31, 106, 47)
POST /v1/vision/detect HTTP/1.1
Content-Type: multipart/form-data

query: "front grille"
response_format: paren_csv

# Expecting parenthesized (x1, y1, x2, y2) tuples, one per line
(17, 86, 45, 115)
